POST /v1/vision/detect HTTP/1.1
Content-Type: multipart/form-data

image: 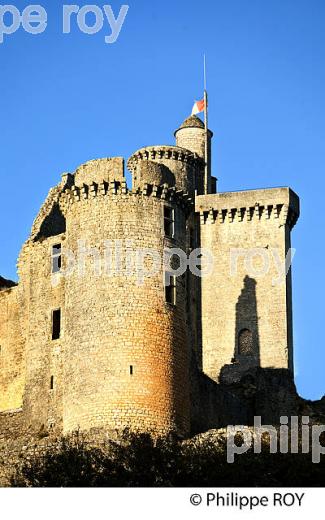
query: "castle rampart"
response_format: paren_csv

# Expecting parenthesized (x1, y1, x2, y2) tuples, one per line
(195, 188, 299, 383)
(0, 115, 300, 440)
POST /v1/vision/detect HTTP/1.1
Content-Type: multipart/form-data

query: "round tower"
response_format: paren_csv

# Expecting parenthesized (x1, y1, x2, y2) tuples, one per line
(128, 145, 201, 197)
(174, 115, 214, 194)
(60, 160, 191, 437)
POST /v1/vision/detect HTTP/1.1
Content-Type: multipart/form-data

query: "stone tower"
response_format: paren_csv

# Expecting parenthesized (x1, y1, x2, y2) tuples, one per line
(173, 114, 299, 384)
(15, 155, 194, 437)
(196, 188, 299, 384)
(174, 115, 215, 194)
(0, 112, 300, 439)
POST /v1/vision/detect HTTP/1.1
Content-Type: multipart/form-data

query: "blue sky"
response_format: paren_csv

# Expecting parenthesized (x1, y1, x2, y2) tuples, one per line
(1, 0, 324, 399)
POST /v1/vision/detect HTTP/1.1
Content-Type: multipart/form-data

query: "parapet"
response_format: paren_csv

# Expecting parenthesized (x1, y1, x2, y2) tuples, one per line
(61, 179, 193, 216)
(74, 157, 125, 188)
(128, 145, 202, 195)
(196, 187, 300, 229)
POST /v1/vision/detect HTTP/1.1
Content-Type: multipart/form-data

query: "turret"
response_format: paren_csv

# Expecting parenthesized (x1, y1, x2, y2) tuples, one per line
(174, 115, 215, 194)
(128, 145, 201, 197)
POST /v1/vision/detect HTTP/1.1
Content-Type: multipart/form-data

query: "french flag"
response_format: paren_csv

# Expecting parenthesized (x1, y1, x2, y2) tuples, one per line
(191, 98, 205, 115)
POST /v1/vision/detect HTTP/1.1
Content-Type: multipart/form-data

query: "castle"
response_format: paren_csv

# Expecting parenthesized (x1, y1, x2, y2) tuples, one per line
(0, 115, 300, 439)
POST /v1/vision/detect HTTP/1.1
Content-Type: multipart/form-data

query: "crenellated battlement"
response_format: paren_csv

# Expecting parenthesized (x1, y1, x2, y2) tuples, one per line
(196, 188, 300, 230)
(127, 145, 202, 172)
(128, 145, 202, 196)
(0, 114, 301, 442)
(198, 202, 298, 229)
(60, 179, 193, 214)
(74, 157, 125, 187)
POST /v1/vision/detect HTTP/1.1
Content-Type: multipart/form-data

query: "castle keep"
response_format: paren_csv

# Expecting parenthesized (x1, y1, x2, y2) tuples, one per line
(0, 115, 299, 438)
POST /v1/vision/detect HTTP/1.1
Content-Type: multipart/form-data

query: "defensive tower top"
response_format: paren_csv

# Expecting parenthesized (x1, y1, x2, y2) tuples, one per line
(174, 115, 215, 194)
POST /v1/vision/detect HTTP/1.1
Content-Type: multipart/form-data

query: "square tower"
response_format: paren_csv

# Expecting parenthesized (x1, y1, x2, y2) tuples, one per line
(195, 188, 299, 383)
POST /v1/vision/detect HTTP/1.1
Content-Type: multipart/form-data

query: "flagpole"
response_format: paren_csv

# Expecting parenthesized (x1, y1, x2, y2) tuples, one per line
(203, 54, 209, 194)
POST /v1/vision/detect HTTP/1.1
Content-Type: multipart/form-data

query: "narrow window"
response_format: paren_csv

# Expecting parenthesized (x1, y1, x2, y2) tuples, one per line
(52, 244, 62, 273)
(238, 328, 254, 356)
(52, 309, 61, 340)
(165, 273, 176, 306)
(130, 365, 133, 375)
(164, 206, 175, 238)
(50, 376, 54, 390)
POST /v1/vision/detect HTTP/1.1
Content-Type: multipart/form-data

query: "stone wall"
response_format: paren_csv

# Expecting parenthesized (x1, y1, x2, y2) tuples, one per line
(73, 157, 125, 188)
(0, 131, 301, 446)
(19, 231, 66, 432)
(0, 367, 318, 487)
(0, 287, 25, 412)
(190, 364, 250, 434)
(190, 365, 302, 433)
(174, 115, 214, 194)
(0, 156, 194, 438)
(196, 188, 299, 383)
(128, 146, 199, 196)
(60, 178, 191, 436)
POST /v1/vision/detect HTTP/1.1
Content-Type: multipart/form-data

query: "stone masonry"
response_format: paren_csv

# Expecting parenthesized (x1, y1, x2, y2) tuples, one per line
(0, 115, 300, 440)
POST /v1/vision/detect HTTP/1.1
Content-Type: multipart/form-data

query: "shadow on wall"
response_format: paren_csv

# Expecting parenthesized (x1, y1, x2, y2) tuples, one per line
(34, 204, 66, 242)
(191, 276, 301, 432)
(190, 365, 301, 434)
(220, 276, 260, 384)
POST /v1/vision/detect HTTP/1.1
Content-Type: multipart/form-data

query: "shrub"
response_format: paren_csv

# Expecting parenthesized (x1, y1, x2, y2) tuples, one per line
(10, 429, 325, 487)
